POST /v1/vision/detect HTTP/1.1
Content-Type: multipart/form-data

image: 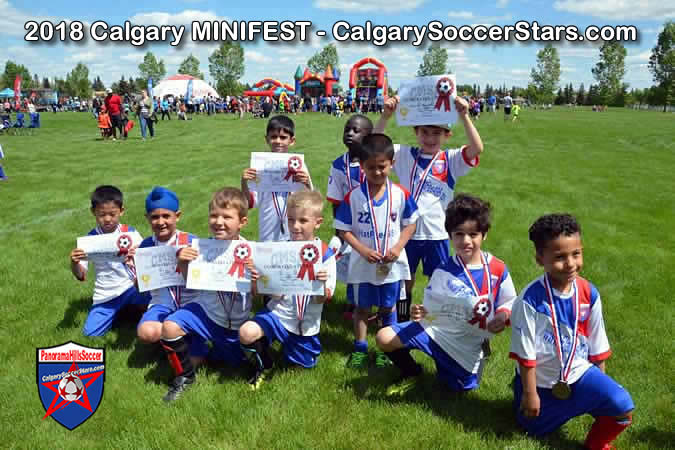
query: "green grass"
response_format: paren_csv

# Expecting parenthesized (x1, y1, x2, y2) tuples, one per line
(0, 108, 673, 449)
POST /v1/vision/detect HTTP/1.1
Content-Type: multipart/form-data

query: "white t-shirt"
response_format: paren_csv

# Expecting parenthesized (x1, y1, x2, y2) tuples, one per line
(504, 96, 513, 108)
(79, 224, 142, 304)
(266, 241, 337, 336)
(509, 276, 611, 388)
(334, 181, 419, 285)
(421, 253, 516, 373)
(249, 191, 290, 242)
(326, 152, 363, 205)
(392, 145, 478, 240)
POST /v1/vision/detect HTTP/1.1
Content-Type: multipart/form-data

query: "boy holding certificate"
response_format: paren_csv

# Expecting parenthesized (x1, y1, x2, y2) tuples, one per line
(335, 134, 419, 369)
(159, 187, 253, 402)
(374, 94, 483, 321)
(69, 185, 148, 336)
(239, 191, 336, 390)
(240, 115, 312, 242)
(509, 214, 633, 449)
(376, 194, 516, 394)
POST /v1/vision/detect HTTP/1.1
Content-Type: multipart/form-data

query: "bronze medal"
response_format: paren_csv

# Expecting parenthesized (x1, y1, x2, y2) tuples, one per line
(376, 263, 391, 277)
(552, 381, 571, 400)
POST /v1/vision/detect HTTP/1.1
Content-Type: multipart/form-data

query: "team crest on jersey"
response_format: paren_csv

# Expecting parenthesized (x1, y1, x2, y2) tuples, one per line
(37, 342, 105, 430)
(579, 303, 591, 322)
(390, 212, 398, 222)
(432, 159, 447, 176)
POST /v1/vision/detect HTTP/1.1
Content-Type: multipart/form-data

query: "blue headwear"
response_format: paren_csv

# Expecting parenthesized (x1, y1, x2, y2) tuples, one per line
(145, 186, 179, 213)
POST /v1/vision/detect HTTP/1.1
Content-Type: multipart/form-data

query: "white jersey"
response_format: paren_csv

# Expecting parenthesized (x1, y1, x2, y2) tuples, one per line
(79, 224, 142, 304)
(504, 96, 513, 108)
(509, 276, 611, 388)
(422, 253, 516, 373)
(249, 191, 290, 242)
(334, 181, 419, 285)
(138, 231, 201, 310)
(266, 241, 336, 336)
(326, 152, 363, 205)
(393, 144, 478, 240)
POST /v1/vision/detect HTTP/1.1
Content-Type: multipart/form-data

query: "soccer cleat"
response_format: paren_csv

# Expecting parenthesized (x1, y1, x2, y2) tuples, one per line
(374, 350, 393, 368)
(162, 375, 195, 403)
(248, 368, 270, 391)
(346, 351, 369, 369)
(386, 376, 421, 397)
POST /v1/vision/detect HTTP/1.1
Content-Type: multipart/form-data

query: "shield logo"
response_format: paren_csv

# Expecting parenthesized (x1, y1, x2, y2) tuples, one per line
(432, 159, 447, 176)
(37, 341, 105, 430)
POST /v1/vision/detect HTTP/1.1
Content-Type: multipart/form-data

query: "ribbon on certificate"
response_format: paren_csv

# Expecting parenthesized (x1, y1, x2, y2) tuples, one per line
(283, 156, 303, 181)
(468, 298, 492, 329)
(228, 243, 251, 278)
(297, 244, 319, 281)
(434, 77, 454, 112)
(116, 234, 132, 256)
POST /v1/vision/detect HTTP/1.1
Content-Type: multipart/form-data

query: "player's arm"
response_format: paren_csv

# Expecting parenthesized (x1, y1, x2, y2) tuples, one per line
(176, 247, 199, 280)
(519, 365, 540, 418)
(240, 167, 257, 203)
(374, 96, 399, 134)
(70, 248, 87, 281)
(455, 96, 483, 160)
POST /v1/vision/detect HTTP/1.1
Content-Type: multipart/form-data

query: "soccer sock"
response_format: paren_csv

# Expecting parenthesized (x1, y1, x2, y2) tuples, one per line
(354, 340, 368, 354)
(160, 336, 195, 378)
(386, 349, 422, 377)
(379, 310, 397, 328)
(584, 415, 632, 450)
(397, 295, 411, 322)
(241, 337, 273, 370)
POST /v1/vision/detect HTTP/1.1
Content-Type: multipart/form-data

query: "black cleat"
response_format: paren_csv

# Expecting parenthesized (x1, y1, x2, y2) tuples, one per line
(162, 375, 196, 403)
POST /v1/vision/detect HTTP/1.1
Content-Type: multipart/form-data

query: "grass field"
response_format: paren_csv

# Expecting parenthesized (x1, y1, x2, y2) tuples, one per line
(0, 108, 673, 449)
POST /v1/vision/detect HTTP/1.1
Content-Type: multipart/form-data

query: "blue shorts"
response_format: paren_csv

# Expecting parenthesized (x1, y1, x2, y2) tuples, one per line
(82, 286, 149, 337)
(165, 303, 243, 366)
(391, 321, 478, 391)
(406, 239, 450, 277)
(252, 309, 321, 368)
(346, 284, 354, 305)
(137, 304, 208, 355)
(353, 281, 401, 309)
(513, 365, 634, 436)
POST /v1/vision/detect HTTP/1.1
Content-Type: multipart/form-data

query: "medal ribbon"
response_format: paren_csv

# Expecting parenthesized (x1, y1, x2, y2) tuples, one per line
(344, 153, 363, 192)
(96, 225, 137, 281)
(296, 294, 310, 335)
(272, 192, 288, 230)
(409, 151, 442, 203)
(365, 180, 392, 256)
(544, 275, 579, 383)
(458, 252, 493, 329)
(159, 232, 182, 309)
(217, 291, 236, 329)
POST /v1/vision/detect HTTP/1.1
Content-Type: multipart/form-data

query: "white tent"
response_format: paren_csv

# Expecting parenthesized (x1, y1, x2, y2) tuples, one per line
(153, 74, 219, 99)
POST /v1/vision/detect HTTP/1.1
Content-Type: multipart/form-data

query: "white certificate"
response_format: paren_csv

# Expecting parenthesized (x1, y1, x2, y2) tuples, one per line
(396, 74, 458, 127)
(247, 152, 306, 192)
(186, 239, 252, 292)
(422, 289, 493, 339)
(134, 246, 185, 292)
(255, 241, 324, 296)
(77, 231, 143, 265)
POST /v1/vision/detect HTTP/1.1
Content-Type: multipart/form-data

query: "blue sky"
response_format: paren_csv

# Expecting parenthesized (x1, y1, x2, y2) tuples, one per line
(1, 0, 672, 91)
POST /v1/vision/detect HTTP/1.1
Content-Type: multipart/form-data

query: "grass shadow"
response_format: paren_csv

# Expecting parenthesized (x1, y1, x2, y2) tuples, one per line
(57, 296, 90, 330)
(631, 425, 674, 449)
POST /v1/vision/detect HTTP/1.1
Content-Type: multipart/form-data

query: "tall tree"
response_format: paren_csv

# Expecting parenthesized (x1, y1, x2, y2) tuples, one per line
(91, 76, 105, 91)
(178, 54, 204, 79)
(307, 43, 339, 75)
(576, 83, 585, 105)
(592, 41, 627, 106)
(42, 77, 51, 89)
(138, 51, 166, 85)
(1, 61, 32, 89)
(417, 43, 449, 76)
(66, 63, 92, 98)
(530, 44, 561, 105)
(649, 21, 675, 111)
(209, 41, 245, 96)
(117, 76, 130, 97)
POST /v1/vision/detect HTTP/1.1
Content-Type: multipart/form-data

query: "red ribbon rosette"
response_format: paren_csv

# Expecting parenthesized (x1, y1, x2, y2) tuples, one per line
(468, 298, 492, 329)
(283, 156, 303, 181)
(116, 234, 132, 256)
(297, 244, 319, 281)
(228, 243, 251, 278)
(434, 77, 454, 112)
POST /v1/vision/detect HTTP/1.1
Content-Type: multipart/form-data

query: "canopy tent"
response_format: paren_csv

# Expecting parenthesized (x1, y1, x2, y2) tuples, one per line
(153, 75, 219, 99)
(0, 88, 20, 98)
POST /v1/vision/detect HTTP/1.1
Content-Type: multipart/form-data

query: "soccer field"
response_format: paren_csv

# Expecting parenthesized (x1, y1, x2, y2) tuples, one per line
(0, 108, 673, 449)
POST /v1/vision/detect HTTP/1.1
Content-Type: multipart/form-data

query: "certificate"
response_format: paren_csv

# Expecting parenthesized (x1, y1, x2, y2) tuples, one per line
(396, 74, 458, 127)
(255, 241, 324, 296)
(186, 239, 252, 292)
(247, 152, 306, 192)
(77, 231, 142, 265)
(134, 246, 185, 292)
(422, 289, 493, 338)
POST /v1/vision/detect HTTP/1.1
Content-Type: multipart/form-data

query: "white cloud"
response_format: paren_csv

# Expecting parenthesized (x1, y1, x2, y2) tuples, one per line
(626, 50, 652, 64)
(313, 0, 425, 12)
(246, 50, 271, 63)
(558, 47, 598, 58)
(447, 11, 475, 19)
(129, 9, 226, 26)
(553, 0, 675, 20)
(66, 51, 98, 63)
(561, 66, 578, 72)
(496, 0, 509, 7)
(447, 11, 512, 22)
(0, 0, 73, 37)
(119, 53, 146, 63)
(510, 68, 530, 76)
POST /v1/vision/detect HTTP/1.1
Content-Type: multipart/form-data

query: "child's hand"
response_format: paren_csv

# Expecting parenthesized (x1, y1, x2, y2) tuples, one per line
(455, 96, 469, 117)
(246, 259, 260, 281)
(382, 96, 399, 119)
(487, 311, 509, 333)
(124, 247, 137, 267)
(382, 247, 401, 263)
(293, 170, 311, 189)
(411, 304, 427, 321)
(70, 248, 86, 264)
(242, 168, 257, 181)
(177, 247, 199, 263)
(360, 248, 383, 264)
(316, 270, 328, 281)
(520, 392, 541, 419)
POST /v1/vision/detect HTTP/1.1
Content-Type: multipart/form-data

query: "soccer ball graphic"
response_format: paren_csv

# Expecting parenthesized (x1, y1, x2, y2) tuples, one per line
(288, 157, 302, 171)
(117, 235, 131, 250)
(235, 245, 250, 259)
(475, 300, 490, 316)
(302, 247, 317, 261)
(58, 374, 84, 402)
(437, 78, 453, 95)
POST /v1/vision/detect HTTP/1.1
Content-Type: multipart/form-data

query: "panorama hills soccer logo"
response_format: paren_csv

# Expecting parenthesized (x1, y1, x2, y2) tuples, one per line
(37, 341, 105, 430)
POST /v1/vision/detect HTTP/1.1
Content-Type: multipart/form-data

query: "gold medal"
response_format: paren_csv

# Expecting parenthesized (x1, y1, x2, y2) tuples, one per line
(552, 380, 572, 400)
(376, 263, 391, 277)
